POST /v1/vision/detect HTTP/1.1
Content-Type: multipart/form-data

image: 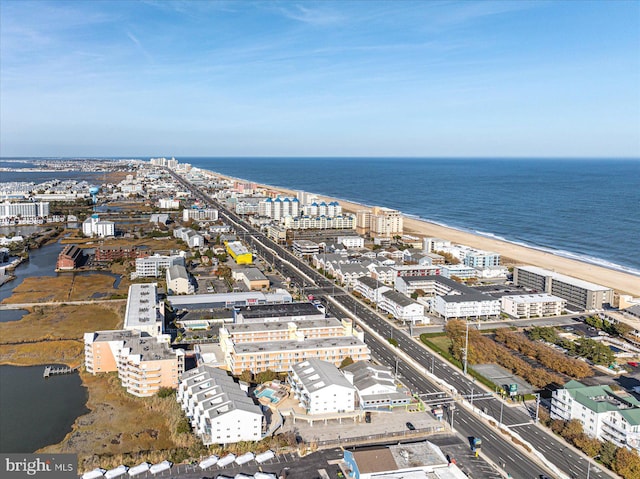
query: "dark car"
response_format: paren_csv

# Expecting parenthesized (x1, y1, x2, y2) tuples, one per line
(406, 422, 416, 431)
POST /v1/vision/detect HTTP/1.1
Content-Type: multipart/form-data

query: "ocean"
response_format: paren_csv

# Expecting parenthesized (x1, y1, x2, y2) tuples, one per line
(183, 157, 640, 275)
(2, 157, 639, 275)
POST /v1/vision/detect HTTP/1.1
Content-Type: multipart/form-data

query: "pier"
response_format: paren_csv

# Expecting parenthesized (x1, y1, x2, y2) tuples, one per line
(43, 365, 77, 378)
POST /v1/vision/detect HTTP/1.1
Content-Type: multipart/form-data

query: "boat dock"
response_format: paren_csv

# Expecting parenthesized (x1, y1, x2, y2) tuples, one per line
(43, 365, 77, 378)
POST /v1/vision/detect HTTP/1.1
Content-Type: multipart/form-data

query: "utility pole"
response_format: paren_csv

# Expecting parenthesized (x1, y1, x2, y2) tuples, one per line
(463, 318, 469, 376)
(534, 393, 540, 423)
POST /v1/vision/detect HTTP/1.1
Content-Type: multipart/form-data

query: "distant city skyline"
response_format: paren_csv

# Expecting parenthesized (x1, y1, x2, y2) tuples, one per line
(1, 0, 639, 158)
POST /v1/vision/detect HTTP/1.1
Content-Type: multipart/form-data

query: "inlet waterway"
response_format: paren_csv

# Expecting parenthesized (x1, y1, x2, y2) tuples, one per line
(0, 365, 89, 453)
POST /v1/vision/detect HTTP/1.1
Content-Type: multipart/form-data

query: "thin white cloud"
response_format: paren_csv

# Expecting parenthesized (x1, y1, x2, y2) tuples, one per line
(278, 4, 345, 26)
(126, 31, 154, 63)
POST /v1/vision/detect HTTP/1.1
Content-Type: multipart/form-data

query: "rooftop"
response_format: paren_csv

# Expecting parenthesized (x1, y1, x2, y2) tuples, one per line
(516, 265, 611, 292)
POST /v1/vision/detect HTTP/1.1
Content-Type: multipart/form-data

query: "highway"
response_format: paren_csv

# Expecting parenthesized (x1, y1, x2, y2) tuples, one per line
(169, 170, 614, 479)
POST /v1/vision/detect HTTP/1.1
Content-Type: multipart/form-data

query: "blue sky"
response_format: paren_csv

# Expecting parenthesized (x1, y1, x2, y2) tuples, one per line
(1, 0, 639, 157)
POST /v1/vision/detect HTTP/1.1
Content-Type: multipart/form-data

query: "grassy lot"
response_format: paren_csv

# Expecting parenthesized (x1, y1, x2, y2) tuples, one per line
(2, 274, 128, 304)
(425, 335, 452, 352)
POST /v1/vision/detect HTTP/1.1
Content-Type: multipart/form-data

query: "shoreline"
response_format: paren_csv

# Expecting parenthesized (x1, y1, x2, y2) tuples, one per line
(203, 169, 640, 296)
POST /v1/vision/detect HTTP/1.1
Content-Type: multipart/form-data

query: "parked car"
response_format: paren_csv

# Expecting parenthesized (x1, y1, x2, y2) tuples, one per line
(406, 422, 416, 431)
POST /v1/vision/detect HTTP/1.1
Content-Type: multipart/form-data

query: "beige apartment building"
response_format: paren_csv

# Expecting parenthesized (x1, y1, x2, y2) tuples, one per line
(356, 207, 403, 238)
(84, 330, 185, 397)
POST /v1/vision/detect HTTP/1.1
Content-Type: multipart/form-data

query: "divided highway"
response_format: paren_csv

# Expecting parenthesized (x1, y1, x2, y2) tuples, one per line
(169, 171, 614, 479)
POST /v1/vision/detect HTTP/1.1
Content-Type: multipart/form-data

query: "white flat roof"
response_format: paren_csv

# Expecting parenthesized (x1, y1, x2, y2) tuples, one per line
(124, 283, 159, 329)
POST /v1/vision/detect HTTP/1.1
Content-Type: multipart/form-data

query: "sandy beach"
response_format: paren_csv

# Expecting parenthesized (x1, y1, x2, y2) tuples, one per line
(210, 172, 640, 297)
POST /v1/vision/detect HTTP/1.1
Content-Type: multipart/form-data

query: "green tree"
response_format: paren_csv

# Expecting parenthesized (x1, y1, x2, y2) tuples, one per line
(156, 387, 175, 398)
(239, 370, 253, 384)
(599, 441, 618, 469)
(339, 357, 354, 369)
(256, 369, 277, 384)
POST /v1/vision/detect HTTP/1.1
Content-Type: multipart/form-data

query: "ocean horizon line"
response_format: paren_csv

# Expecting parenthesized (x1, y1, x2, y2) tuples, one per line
(1, 156, 640, 161)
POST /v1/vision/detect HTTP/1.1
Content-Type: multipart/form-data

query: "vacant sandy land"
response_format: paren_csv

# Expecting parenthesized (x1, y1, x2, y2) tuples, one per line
(212, 172, 640, 296)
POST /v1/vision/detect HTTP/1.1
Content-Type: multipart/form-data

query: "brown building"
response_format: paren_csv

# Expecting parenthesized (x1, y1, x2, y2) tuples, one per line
(56, 245, 84, 270)
(95, 245, 149, 263)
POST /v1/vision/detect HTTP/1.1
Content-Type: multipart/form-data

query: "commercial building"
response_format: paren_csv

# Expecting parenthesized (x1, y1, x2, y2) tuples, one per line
(84, 329, 185, 397)
(233, 302, 326, 324)
(56, 244, 84, 270)
(224, 336, 370, 375)
(289, 359, 356, 414)
(82, 214, 115, 238)
(513, 265, 613, 310)
(551, 380, 640, 452)
(343, 441, 463, 479)
(292, 240, 320, 257)
(342, 361, 411, 409)
(225, 241, 252, 264)
(135, 254, 185, 277)
(166, 264, 193, 295)
(501, 294, 566, 318)
(124, 283, 165, 337)
(168, 290, 292, 311)
(177, 365, 263, 445)
(232, 268, 270, 291)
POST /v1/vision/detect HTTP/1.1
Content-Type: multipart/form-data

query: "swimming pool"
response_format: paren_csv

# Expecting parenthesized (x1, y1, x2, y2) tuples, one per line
(255, 388, 280, 403)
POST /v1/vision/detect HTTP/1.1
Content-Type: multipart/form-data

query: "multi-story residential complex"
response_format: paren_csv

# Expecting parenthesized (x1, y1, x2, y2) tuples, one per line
(233, 302, 327, 324)
(551, 380, 640, 452)
(337, 236, 364, 249)
(342, 361, 411, 409)
(423, 237, 452, 253)
(224, 336, 370, 375)
(84, 329, 184, 397)
(182, 208, 218, 222)
(225, 241, 252, 264)
(135, 254, 185, 277)
(392, 265, 442, 277)
(379, 290, 427, 324)
(82, 214, 115, 238)
(289, 359, 356, 414)
(335, 263, 369, 288)
(303, 200, 342, 217)
(166, 264, 193, 295)
(501, 294, 566, 318)
(221, 317, 360, 345)
(150, 156, 178, 168)
(95, 246, 149, 263)
(124, 283, 165, 337)
(56, 244, 84, 270)
(355, 276, 391, 304)
(292, 239, 320, 257)
(177, 365, 263, 445)
(514, 265, 613, 310)
(440, 264, 478, 280)
(258, 196, 301, 220)
(0, 201, 50, 219)
(356, 207, 403, 238)
(283, 214, 355, 230)
(464, 250, 500, 268)
(173, 227, 204, 248)
(158, 198, 180, 209)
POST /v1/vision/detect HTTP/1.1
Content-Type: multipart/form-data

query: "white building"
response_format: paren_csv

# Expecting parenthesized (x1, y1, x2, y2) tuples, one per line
(82, 214, 115, 238)
(177, 365, 264, 445)
(173, 227, 204, 248)
(158, 198, 180, 209)
(354, 276, 391, 304)
(432, 293, 501, 320)
(183, 208, 218, 222)
(289, 359, 356, 415)
(124, 283, 165, 337)
(135, 254, 185, 277)
(292, 240, 319, 257)
(342, 361, 411, 409)
(379, 290, 427, 324)
(0, 201, 49, 219)
(501, 293, 566, 318)
(338, 236, 364, 249)
(551, 380, 640, 452)
(283, 214, 355, 230)
(166, 264, 193, 295)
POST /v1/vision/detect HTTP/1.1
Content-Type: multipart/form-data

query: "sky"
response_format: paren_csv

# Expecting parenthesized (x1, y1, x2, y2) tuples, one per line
(1, 0, 639, 158)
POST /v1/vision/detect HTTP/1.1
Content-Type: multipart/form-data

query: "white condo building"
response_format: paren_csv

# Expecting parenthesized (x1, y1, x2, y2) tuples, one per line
(551, 380, 640, 452)
(177, 365, 264, 445)
(289, 359, 356, 415)
(183, 208, 218, 222)
(501, 294, 566, 318)
(82, 214, 115, 238)
(124, 283, 165, 337)
(0, 201, 50, 219)
(135, 254, 185, 277)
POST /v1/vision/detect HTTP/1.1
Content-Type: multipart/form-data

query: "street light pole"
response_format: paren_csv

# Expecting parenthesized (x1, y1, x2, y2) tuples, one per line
(534, 393, 540, 423)
(586, 454, 600, 479)
(463, 319, 469, 376)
